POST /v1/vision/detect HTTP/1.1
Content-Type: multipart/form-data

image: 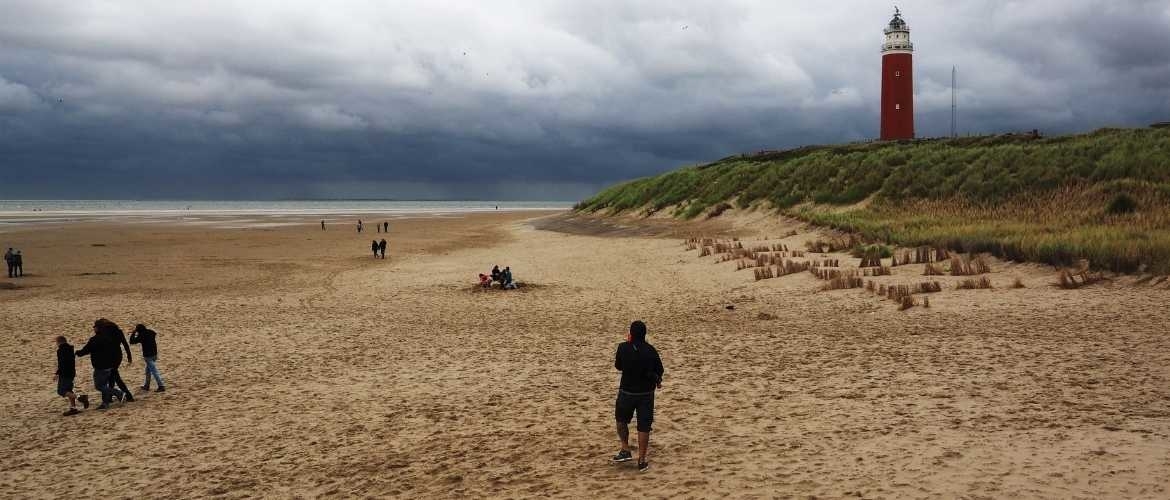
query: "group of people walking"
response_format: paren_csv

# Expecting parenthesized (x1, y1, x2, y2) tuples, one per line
(56, 319, 167, 415)
(352, 220, 390, 233)
(4, 247, 24, 278)
(371, 239, 388, 259)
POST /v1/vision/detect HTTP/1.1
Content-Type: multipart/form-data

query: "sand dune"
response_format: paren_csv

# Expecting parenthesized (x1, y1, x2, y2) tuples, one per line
(2, 211, 1169, 498)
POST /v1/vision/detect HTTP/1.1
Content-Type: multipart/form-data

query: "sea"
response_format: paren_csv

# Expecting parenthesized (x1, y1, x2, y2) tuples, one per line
(0, 200, 573, 230)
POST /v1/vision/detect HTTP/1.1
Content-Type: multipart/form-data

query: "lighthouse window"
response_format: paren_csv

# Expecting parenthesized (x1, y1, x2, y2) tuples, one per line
(895, 71, 901, 77)
(895, 104, 901, 110)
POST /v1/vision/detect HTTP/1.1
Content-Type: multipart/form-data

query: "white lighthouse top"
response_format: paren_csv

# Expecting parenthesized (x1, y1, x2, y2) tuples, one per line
(882, 7, 913, 54)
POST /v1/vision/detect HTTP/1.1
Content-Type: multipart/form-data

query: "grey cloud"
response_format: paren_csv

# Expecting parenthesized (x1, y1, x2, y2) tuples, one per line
(0, 0, 1167, 200)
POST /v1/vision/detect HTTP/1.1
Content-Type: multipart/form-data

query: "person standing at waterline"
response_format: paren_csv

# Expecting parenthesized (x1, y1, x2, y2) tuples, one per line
(4, 248, 13, 278)
(611, 320, 664, 472)
(130, 324, 166, 392)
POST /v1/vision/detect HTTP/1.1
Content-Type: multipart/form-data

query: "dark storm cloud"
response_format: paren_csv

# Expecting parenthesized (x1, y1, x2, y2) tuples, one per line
(0, 0, 1167, 200)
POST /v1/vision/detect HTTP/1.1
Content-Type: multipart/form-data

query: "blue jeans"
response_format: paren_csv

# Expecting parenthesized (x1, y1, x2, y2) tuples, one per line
(143, 357, 165, 388)
(93, 368, 116, 404)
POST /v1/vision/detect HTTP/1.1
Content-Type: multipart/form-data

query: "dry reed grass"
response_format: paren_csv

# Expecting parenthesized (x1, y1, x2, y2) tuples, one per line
(956, 276, 993, 290)
(949, 254, 991, 276)
(862, 266, 892, 277)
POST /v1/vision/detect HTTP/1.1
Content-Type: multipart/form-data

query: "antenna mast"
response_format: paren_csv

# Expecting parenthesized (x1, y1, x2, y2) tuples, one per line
(951, 66, 957, 138)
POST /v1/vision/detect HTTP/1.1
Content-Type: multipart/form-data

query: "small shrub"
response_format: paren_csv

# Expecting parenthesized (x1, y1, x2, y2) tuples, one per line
(1106, 193, 1138, 215)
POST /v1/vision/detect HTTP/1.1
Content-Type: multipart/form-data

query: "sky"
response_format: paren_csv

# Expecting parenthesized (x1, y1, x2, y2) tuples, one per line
(1, 0, 1168, 201)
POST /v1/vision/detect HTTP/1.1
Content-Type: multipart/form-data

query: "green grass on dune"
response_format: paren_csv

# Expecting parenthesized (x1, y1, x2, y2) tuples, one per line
(577, 127, 1170, 273)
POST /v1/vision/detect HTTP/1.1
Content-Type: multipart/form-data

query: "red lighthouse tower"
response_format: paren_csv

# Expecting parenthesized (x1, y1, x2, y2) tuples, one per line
(880, 7, 914, 140)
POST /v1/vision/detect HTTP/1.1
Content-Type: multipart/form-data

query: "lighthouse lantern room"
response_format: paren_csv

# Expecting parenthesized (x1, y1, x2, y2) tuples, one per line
(880, 7, 914, 140)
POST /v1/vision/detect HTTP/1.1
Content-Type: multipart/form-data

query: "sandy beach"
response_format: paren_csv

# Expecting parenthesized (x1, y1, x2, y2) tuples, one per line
(2, 210, 1169, 499)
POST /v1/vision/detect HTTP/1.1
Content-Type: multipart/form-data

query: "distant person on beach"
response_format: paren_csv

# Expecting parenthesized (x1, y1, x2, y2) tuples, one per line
(4, 248, 12, 278)
(478, 273, 491, 288)
(130, 324, 166, 392)
(55, 335, 89, 416)
(321, 220, 326, 231)
(76, 323, 119, 409)
(611, 320, 664, 472)
(371, 240, 379, 258)
(358, 220, 363, 233)
(383, 221, 389, 233)
(378, 239, 387, 259)
(12, 250, 22, 277)
(490, 265, 501, 286)
(98, 319, 134, 402)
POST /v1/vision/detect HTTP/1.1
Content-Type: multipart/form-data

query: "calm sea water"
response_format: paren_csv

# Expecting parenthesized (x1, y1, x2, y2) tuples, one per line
(0, 200, 571, 216)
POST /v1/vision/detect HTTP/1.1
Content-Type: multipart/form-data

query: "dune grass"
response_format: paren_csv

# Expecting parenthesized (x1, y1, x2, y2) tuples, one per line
(577, 127, 1170, 273)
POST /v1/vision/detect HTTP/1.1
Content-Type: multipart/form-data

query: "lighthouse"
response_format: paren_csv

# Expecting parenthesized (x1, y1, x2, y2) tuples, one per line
(880, 7, 914, 140)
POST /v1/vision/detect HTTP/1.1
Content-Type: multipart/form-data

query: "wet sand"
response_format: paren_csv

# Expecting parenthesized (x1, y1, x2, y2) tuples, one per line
(2, 210, 1169, 498)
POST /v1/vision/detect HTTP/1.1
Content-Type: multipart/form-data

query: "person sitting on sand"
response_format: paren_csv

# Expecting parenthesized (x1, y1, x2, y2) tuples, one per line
(55, 335, 89, 416)
(378, 239, 387, 259)
(130, 324, 166, 392)
(76, 324, 119, 410)
(478, 273, 492, 288)
(490, 265, 501, 286)
(611, 320, 664, 472)
(371, 240, 379, 258)
(4, 248, 12, 278)
(502, 266, 515, 289)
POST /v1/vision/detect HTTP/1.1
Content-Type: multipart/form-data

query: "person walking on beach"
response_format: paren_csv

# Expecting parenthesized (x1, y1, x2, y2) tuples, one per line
(383, 221, 388, 233)
(611, 320, 664, 472)
(371, 240, 379, 258)
(378, 239, 387, 259)
(130, 324, 166, 392)
(76, 324, 119, 409)
(98, 319, 134, 402)
(13, 250, 22, 277)
(55, 336, 89, 416)
(357, 220, 363, 233)
(321, 220, 326, 231)
(4, 248, 13, 278)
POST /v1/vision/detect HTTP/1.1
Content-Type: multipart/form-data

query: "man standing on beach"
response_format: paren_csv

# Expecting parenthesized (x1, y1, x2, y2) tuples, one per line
(13, 250, 22, 277)
(383, 221, 388, 233)
(321, 220, 326, 231)
(612, 320, 664, 472)
(4, 248, 13, 278)
(378, 239, 387, 259)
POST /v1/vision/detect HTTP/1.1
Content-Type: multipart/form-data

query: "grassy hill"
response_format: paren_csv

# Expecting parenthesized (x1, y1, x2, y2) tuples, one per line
(577, 127, 1170, 273)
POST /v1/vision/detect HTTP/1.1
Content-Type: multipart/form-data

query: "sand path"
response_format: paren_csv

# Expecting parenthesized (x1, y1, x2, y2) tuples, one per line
(2, 212, 1169, 498)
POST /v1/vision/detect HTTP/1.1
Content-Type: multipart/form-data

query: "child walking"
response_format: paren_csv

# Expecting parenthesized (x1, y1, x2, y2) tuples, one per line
(55, 336, 89, 415)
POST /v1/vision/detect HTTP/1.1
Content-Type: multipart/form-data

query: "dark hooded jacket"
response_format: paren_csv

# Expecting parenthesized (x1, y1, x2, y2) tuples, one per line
(76, 334, 117, 370)
(129, 326, 159, 358)
(104, 326, 132, 365)
(615, 336, 664, 394)
(56, 342, 76, 378)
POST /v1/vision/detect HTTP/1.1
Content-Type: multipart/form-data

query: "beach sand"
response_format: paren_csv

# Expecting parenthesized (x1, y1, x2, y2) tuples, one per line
(2, 210, 1169, 499)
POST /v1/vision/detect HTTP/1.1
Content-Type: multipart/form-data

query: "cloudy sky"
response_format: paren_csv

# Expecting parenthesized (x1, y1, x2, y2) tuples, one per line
(1, 0, 1167, 200)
